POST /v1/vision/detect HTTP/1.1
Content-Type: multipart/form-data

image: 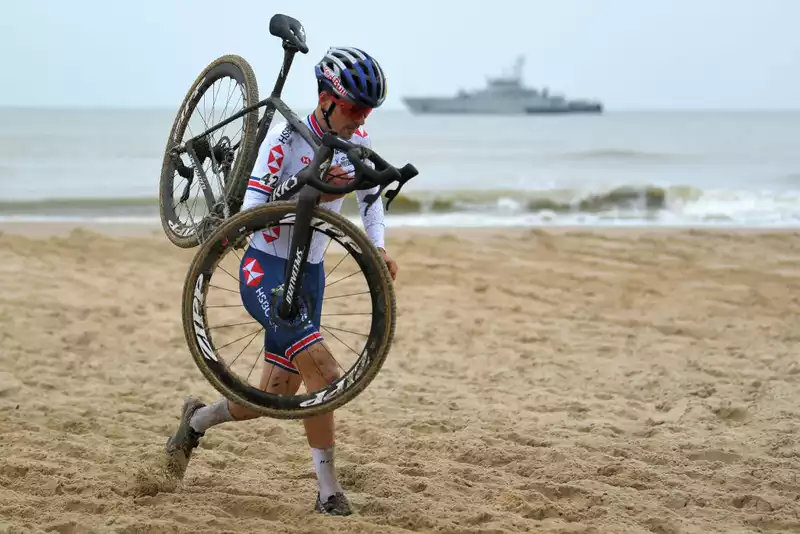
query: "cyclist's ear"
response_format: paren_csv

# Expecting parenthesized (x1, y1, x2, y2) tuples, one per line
(318, 91, 333, 107)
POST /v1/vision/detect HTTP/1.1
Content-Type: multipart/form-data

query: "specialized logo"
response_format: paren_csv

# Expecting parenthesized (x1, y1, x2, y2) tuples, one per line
(241, 257, 264, 287)
(267, 145, 284, 174)
(284, 245, 305, 306)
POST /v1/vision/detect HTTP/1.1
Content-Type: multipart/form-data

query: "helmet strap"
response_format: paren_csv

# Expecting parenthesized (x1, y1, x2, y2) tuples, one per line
(321, 101, 336, 132)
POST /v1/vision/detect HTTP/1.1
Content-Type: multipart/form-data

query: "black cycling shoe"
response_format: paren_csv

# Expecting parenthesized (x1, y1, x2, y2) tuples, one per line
(164, 396, 206, 480)
(315, 492, 353, 516)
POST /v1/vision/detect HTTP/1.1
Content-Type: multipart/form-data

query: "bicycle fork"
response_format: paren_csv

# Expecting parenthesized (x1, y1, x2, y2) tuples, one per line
(277, 186, 320, 320)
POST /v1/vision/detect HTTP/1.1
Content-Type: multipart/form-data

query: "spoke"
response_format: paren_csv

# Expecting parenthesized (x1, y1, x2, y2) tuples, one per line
(321, 312, 373, 317)
(210, 320, 260, 331)
(323, 290, 370, 301)
(321, 324, 369, 338)
(318, 337, 348, 378)
(246, 349, 261, 382)
(216, 327, 264, 352)
(210, 284, 239, 294)
(229, 328, 263, 367)
(216, 263, 240, 285)
(321, 325, 366, 359)
(324, 252, 349, 281)
(325, 270, 361, 289)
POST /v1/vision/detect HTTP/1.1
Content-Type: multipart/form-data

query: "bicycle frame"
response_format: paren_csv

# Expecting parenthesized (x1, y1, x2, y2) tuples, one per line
(175, 42, 337, 321)
(178, 34, 414, 323)
(181, 45, 320, 170)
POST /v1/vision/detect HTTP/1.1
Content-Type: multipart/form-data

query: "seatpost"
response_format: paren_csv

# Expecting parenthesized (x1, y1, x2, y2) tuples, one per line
(253, 43, 300, 156)
(272, 43, 299, 98)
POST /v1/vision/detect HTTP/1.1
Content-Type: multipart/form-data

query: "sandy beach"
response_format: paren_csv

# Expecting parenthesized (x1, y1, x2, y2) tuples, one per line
(1, 221, 799, 533)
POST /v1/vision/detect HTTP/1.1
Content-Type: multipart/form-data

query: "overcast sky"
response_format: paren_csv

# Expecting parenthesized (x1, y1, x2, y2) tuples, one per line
(2, 0, 798, 111)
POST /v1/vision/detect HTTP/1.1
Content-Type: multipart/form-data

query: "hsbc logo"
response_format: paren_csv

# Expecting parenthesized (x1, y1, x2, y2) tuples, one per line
(267, 144, 284, 174)
(323, 66, 347, 98)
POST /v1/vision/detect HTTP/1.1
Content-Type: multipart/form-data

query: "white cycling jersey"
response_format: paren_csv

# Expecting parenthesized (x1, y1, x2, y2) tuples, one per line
(241, 112, 385, 264)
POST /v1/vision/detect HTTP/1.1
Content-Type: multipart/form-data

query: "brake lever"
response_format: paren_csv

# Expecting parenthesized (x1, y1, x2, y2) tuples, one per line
(362, 183, 390, 216)
(360, 163, 420, 215)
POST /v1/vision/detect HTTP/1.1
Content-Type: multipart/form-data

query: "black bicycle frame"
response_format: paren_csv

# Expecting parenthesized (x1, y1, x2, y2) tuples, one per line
(179, 38, 413, 322)
(182, 45, 321, 163)
(177, 43, 327, 320)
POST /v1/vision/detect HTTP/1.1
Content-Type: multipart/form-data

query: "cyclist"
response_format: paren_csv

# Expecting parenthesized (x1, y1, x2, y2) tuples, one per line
(164, 46, 397, 516)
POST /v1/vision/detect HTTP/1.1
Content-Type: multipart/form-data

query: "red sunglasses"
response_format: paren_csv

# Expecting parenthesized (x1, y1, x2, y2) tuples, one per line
(329, 94, 373, 120)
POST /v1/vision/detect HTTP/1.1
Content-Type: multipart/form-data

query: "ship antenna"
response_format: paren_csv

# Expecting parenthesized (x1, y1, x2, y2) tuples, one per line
(513, 55, 524, 81)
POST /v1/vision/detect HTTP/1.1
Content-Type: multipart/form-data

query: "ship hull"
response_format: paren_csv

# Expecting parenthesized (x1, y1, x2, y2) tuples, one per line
(402, 97, 603, 115)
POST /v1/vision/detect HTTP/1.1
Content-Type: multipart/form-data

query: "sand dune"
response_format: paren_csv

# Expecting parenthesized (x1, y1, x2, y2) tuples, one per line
(1, 222, 799, 533)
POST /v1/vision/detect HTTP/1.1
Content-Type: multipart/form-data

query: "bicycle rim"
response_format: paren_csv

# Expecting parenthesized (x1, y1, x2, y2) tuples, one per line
(181, 201, 396, 419)
(159, 54, 259, 248)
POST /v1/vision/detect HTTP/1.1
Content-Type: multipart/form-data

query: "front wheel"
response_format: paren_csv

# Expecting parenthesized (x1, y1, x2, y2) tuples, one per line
(181, 201, 396, 419)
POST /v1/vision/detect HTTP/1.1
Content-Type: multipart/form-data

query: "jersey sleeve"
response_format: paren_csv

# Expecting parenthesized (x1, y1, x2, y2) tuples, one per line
(241, 122, 294, 211)
(353, 129, 386, 250)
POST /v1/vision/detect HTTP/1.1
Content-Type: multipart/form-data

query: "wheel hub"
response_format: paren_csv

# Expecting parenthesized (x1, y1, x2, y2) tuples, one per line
(268, 285, 311, 331)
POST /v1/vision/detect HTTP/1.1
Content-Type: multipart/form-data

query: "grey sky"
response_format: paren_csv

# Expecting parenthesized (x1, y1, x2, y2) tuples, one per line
(2, 0, 798, 110)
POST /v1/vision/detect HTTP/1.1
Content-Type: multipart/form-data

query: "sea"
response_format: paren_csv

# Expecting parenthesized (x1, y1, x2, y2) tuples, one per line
(2, 107, 799, 228)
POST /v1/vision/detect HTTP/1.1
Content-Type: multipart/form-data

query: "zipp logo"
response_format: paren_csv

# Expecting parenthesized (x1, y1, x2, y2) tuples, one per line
(278, 214, 363, 254)
(175, 77, 206, 142)
(192, 274, 218, 362)
(299, 353, 372, 408)
(169, 219, 195, 238)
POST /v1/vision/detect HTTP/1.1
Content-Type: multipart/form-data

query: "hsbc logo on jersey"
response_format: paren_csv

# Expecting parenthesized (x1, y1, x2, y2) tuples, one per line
(267, 145, 284, 174)
(278, 124, 292, 144)
(241, 257, 264, 287)
(323, 66, 347, 98)
(301, 155, 311, 165)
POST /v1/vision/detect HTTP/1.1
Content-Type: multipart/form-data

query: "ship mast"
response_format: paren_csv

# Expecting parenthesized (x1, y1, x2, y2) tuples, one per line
(511, 55, 524, 82)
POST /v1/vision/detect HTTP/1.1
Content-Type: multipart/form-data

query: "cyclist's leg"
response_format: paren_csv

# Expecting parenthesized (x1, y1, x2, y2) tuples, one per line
(216, 247, 309, 420)
(165, 248, 301, 473)
(277, 260, 350, 515)
(293, 258, 339, 448)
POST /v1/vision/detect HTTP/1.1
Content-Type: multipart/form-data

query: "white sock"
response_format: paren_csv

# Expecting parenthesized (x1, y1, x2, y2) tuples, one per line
(311, 446, 343, 501)
(189, 398, 233, 433)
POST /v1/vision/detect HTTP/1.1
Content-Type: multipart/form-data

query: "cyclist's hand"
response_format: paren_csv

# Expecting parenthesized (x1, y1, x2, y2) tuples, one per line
(379, 248, 397, 281)
(319, 165, 352, 203)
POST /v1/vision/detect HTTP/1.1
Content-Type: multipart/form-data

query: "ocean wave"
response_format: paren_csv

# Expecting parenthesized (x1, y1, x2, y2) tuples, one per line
(2, 185, 799, 227)
(339, 185, 703, 214)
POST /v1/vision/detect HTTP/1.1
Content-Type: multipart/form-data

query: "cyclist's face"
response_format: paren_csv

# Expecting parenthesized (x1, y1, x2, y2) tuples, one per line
(319, 92, 372, 138)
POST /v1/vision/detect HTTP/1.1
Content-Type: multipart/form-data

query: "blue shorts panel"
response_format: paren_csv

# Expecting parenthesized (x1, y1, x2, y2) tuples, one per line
(239, 248, 325, 374)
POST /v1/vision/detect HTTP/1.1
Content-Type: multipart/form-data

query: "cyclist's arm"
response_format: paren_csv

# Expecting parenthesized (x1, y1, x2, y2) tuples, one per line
(354, 133, 386, 251)
(241, 124, 293, 211)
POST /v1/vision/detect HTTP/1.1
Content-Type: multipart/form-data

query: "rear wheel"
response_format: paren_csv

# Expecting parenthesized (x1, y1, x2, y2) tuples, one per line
(181, 201, 396, 419)
(159, 54, 260, 248)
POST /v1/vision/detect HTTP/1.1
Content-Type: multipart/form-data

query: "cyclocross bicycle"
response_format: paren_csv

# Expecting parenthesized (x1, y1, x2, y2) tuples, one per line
(158, 13, 419, 419)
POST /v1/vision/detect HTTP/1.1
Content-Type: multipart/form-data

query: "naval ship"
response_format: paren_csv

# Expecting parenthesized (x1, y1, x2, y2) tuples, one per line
(402, 56, 603, 115)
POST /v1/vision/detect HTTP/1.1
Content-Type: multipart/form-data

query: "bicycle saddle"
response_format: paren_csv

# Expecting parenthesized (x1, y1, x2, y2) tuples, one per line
(269, 14, 309, 53)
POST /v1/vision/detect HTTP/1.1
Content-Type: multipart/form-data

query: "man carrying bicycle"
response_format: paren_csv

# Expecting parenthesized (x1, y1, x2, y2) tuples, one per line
(164, 46, 396, 517)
